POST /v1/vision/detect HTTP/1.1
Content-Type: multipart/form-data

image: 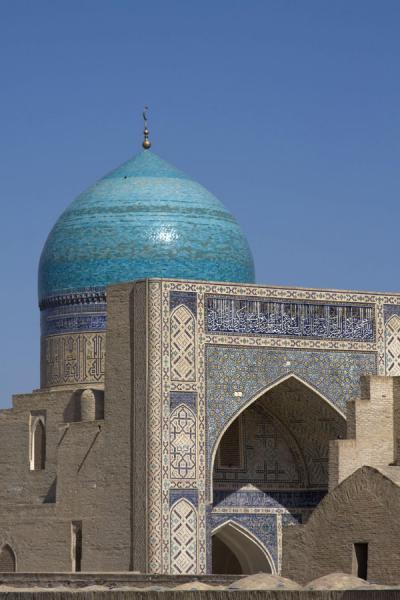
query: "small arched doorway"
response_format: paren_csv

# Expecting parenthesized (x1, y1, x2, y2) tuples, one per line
(212, 521, 273, 575)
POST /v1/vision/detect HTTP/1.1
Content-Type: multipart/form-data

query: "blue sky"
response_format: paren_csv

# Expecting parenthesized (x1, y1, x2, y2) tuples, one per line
(1, 0, 400, 404)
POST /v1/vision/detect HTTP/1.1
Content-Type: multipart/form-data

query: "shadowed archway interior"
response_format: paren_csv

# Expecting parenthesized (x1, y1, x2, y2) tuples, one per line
(212, 521, 273, 574)
(211, 376, 346, 573)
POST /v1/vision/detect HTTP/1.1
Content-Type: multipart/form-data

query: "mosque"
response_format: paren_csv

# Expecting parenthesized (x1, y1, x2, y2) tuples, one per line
(1, 117, 400, 583)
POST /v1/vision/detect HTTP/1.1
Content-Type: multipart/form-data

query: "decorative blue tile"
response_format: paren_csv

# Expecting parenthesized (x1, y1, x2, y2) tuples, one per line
(206, 346, 377, 465)
(206, 296, 375, 341)
(41, 302, 107, 335)
(210, 512, 278, 568)
(38, 151, 255, 305)
(170, 489, 199, 507)
(384, 304, 400, 323)
(170, 392, 197, 412)
(170, 291, 197, 316)
(213, 489, 326, 509)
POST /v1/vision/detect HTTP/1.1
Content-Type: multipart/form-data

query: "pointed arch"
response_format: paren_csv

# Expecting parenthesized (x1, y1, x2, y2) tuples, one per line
(30, 417, 46, 471)
(0, 544, 16, 572)
(216, 414, 244, 470)
(170, 304, 196, 382)
(210, 373, 345, 491)
(212, 520, 275, 574)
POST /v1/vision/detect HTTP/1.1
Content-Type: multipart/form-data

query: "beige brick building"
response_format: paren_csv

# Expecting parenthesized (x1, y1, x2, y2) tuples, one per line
(1, 140, 400, 581)
(283, 377, 400, 585)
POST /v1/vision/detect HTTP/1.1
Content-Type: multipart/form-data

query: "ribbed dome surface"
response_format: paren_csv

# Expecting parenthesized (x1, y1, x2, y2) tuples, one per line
(38, 150, 255, 303)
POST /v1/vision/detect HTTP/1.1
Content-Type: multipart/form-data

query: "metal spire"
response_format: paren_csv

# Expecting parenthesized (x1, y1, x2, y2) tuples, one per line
(142, 106, 151, 149)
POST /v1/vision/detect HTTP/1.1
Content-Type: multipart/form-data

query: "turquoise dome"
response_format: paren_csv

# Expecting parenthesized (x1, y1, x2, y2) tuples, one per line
(38, 150, 255, 303)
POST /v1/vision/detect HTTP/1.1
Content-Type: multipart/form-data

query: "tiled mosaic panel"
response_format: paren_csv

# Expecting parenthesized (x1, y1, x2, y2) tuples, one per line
(156, 281, 400, 573)
(170, 305, 196, 382)
(148, 282, 163, 573)
(170, 291, 197, 316)
(170, 490, 199, 507)
(41, 333, 105, 387)
(384, 304, 400, 323)
(385, 315, 400, 375)
(170, 499, 198, 574)
(210, 513, 278, 569)
(41, 303, 107, 336)
(170, 392, 197, 412)
(206, 297, 375, 341)
(206, 346, 377, 464)
(210, 377, 339, 556)
(170, 404, 197, 479)
(213, 489, 326, 509)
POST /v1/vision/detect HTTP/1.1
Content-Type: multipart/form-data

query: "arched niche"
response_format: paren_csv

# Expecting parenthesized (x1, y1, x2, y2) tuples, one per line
(212, 521, 274, 574)
(0, 544, 16, 572)
(63, 388, 105, 423)
(30, 417, 46, 471)
(211, 374, 346, 500)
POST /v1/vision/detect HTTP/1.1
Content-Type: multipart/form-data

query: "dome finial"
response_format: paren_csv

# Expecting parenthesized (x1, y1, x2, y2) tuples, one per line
(142, 106, 151, 150)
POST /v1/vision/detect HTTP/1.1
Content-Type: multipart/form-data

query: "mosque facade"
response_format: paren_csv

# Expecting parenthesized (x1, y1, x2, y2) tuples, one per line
(1, 130, 400, 577)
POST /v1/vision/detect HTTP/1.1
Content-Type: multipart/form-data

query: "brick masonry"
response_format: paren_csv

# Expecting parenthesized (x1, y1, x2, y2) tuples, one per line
(1, 279, 400, 577)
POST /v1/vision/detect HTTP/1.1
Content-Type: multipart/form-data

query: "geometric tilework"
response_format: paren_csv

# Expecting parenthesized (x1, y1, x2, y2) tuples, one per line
(147, 279, 400, 575)
(385, 315, 400, 375)
(170, 405, 196, 479)
(215, 405, 306, 488)
(213, 489, 326, 510)
(383, 304, 400, 324)
(220, 379, 344, 490)
(170, 499, 198, 574)
(170, 305, 196, 382)
(170, 291, 197, 317)
(170, 490, 199, 507)
(170, 392, 197, 412)
(206, 346, 377, 465)
(147, 281, 163, 573)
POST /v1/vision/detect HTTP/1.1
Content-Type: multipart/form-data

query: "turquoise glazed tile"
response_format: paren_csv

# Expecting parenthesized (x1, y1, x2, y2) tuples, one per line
(38, 150, 255, 302)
